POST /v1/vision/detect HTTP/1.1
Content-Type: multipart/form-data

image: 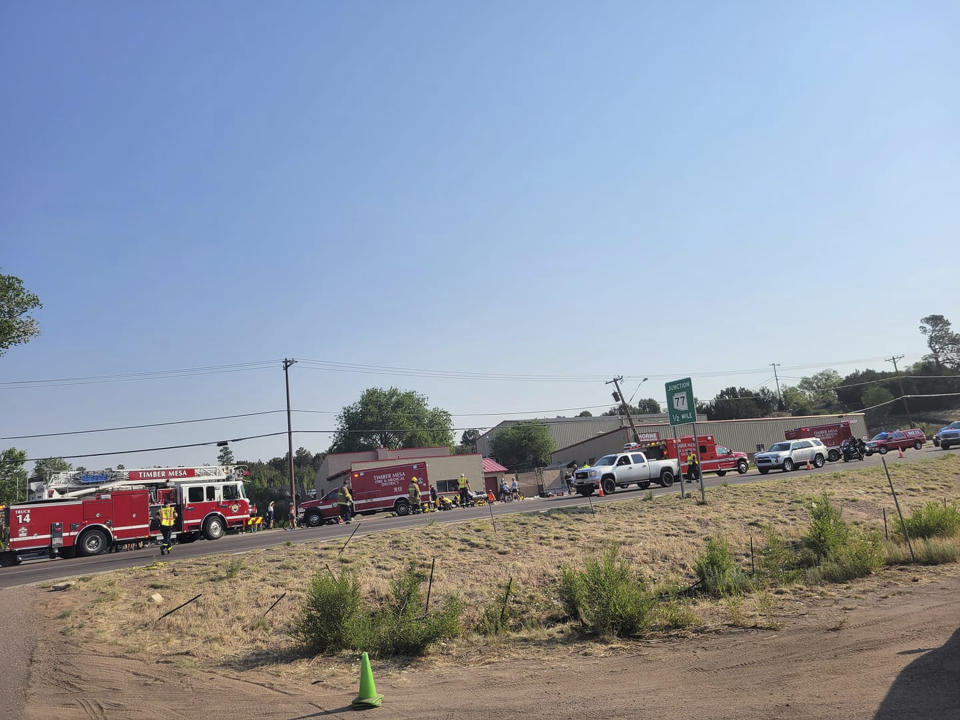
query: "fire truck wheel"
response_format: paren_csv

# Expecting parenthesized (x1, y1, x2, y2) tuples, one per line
(203, 516, 226, 540)
(737, 460, 749, 474)
(304, 510, 323, 527)
(395, 499, 410, 516)
(77, 529, 109, 556)
(658, 469, 674, 487)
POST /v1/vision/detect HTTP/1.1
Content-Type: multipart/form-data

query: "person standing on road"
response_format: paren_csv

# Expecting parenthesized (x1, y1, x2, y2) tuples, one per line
(265, 500, 275, 529)
(338, 483, 354, 524)
(510, 476, 520, 499)
(158, 500, 177, 555)
(429, 484, 438, 509)
(408, 476, 422, 513)
(458, 474, 470, 507)
(685, 450, 699, 484)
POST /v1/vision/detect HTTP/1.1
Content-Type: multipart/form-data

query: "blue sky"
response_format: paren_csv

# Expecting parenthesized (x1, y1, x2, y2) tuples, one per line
(2, 1, 957, 469)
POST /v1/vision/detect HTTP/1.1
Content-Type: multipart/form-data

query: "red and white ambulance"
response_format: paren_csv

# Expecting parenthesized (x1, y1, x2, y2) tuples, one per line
(297, 461, 429, 527)
(785, 420, 857, 462)
(0, 465, 252, 564)
(626, 434, 749, 478)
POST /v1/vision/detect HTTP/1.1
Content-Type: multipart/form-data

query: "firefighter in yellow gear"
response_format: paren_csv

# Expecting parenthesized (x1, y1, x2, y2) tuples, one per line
(408, 477, 422, 512)
(457, 474, 470, 507)
(337, 484, 353, 524)
(685, 451, 700, 483)
(158, 501, 177, 555)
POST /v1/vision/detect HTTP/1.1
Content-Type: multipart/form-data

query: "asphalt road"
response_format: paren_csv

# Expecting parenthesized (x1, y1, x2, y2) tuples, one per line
(2, 445, 952, 589)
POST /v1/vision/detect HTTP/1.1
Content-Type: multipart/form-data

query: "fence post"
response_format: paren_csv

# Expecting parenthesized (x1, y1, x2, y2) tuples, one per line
(881, 457, 915, 562)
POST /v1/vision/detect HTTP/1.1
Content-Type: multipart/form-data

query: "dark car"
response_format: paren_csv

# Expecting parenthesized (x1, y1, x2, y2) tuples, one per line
(933, 421, 960, 450)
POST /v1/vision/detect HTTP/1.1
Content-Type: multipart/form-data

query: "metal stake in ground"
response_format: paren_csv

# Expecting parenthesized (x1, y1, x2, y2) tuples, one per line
(424, 557, 436, 613)
(153, 593, 202, 624)
(338, 521, 361, 558)
(750, 535, 755, 576)
(881, 456, 915, 562)
(488, 497, 497, 534)
(882, 508, 888, 539)
(499, 577, 514, 625)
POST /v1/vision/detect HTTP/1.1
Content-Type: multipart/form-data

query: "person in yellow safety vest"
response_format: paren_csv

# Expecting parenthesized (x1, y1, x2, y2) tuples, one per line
(158, 500, 177, 555)
(337, 483, 353, 524)
(685, 451, 700, 484)
(408, 476, 422, 512)
(457, 474, 470, 507)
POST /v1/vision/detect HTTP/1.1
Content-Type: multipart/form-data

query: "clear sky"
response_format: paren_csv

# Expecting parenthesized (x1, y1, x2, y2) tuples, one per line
(2, 1, 958, 470)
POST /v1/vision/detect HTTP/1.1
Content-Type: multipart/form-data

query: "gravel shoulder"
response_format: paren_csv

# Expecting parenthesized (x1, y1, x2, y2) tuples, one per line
(0, 586, 40, 719)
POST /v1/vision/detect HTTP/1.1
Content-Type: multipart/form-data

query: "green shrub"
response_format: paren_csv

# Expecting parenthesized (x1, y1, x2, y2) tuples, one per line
(806, 531, 884, 584)
(802, 493, 849, 561)
(756, 529, 803, 584)
(295, 564, 462, 656)
(476, 581, 514, 636)
(897, 502, 960, 540)
(295, 569, 365, 654)
(886, 538, 960, 566)
(694, 538, 752, 596)
(559, 545, 652, 637)
(653, 598, 699, 629)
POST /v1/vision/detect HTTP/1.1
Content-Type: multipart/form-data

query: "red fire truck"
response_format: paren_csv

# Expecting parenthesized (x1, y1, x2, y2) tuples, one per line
(784, 421, 857, 462)
(298, 461, 429, 527)
(626, 434, 749, 478)
(0, 465, 252, 564)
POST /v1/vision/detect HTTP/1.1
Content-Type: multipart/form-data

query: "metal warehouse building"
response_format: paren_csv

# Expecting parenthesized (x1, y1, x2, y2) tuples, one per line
(548, 413, 868, 467)
(476, 414, 706, 459)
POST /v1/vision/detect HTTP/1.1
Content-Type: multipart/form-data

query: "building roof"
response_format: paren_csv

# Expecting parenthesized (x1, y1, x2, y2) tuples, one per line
(481, 458, 508, 473)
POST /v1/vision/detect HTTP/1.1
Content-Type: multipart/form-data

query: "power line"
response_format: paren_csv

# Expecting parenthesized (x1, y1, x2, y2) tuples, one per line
(0, 361, 280, 389)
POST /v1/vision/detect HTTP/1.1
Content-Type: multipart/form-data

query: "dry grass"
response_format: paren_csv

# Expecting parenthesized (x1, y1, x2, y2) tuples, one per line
(45, 454, 960, 681)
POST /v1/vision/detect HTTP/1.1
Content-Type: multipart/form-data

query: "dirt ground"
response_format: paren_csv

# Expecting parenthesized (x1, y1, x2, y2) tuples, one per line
(10, 563, 958, 719)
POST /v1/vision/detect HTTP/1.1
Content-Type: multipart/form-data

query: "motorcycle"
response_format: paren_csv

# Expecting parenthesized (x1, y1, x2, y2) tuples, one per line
(841, 439, 865, 462)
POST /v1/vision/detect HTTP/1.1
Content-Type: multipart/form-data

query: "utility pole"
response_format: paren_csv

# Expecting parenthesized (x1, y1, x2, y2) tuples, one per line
(283, 358, 298, 524)
(770, 363, 783, 410)
(607, 376, 641, 443)
(885, 354, 913, 426)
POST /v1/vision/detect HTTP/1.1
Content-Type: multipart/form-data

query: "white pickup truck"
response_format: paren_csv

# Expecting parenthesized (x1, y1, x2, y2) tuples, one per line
(572, 451, 679, 496)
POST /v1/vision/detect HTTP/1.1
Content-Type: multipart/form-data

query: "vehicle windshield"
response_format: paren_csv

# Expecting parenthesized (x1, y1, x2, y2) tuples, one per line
(948, 422, 960, 430)
(870, 433, 888, 441)
(768, 442, 790, 452)
(593, 455, 617, 466)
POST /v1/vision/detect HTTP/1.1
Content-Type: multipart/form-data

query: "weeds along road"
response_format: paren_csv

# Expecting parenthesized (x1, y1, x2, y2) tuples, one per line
(1, 445, 951, 589)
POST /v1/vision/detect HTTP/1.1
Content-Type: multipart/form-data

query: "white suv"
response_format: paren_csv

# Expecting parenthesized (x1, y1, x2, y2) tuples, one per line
(755, 438, 827, 474)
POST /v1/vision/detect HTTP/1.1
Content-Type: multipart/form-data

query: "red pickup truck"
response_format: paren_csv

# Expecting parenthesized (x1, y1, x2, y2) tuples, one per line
(864, 429, 926, 455)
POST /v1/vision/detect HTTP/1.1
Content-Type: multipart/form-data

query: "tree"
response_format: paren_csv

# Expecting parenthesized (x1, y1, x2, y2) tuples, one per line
(0, 273, 42, 357)
(217, 445, 235, 465)
(577, 410, 593, 417)
(0, 448, 28, 505)
(460, 429, 480, 452)
(330, 388, 453, 453)
(601, 399, 661, 416)
(919, 315, 960, 370)
(861, 386, 895, 429)
(796, 370, 842, 412)
(490, 422, 553, 470)
(782, 386, 814, 416)
(30, 457, 71, 482)
(704, 386, 777, 420)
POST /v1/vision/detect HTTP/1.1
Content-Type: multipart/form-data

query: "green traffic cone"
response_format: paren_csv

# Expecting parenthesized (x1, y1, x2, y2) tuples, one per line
(351, 651, 383, 709)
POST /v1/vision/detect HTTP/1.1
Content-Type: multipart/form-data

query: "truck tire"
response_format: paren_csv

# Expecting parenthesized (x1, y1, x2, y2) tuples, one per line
(914, 440, 923, 450)
(828, 450, 840, 462)
(813, 454, 825, 468)
(304, 510, 324, 527)
(601, 478, 616, 495)
(942, 442, 951, 450)
(783, 459, 794, 472)
(203, 516, 226, 540)
(77, 528, 109, 556)
(737, 459, 749, 474)
(878, 446, 888, 455)
(395, 498, 410, 516)
(658, 469, 674, 487)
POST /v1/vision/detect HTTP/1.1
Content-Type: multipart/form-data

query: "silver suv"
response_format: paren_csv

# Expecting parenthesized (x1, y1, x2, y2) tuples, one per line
(755, 438, 827, 474)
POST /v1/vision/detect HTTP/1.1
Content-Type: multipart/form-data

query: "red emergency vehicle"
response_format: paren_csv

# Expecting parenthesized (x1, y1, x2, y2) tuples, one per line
(298, 462, 429, 527)
(0, 465, 252, 564)
(626, 435, 749, 477)
(784, 421, 856, 462)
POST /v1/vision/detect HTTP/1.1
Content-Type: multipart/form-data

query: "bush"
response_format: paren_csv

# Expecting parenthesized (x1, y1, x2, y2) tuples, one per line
(756, 529, 803, 584)
(885, 538, 960, 566)
(694, 537, 752, 597)
(295, 564, 462, 656)
(802, 493, 849, 561)
(653, 598, 699, 629)
(559, 545, 652, 637)
(806, 531, 885, 584)
(476, 580, 514, 636)
(897, 502, 960, 540)
(295, 569, 365, 654)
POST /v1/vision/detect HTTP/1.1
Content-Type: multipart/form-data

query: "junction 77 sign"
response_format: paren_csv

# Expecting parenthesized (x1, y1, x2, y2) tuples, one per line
(666, 377, 696, 426)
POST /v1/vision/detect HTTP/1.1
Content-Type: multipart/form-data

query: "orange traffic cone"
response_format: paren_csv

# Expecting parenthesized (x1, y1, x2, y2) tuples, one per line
(898, 447, 904, 458)
(806, 460, 812, 471)
(597, 483, 604, 497)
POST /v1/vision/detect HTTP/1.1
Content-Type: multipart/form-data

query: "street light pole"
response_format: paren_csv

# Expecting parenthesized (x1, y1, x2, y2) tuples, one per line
(607, 376, 643, 443)
(885, 354, 912, 426)
(770, 363, 783, 410)
(283, 358, 298, 524)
